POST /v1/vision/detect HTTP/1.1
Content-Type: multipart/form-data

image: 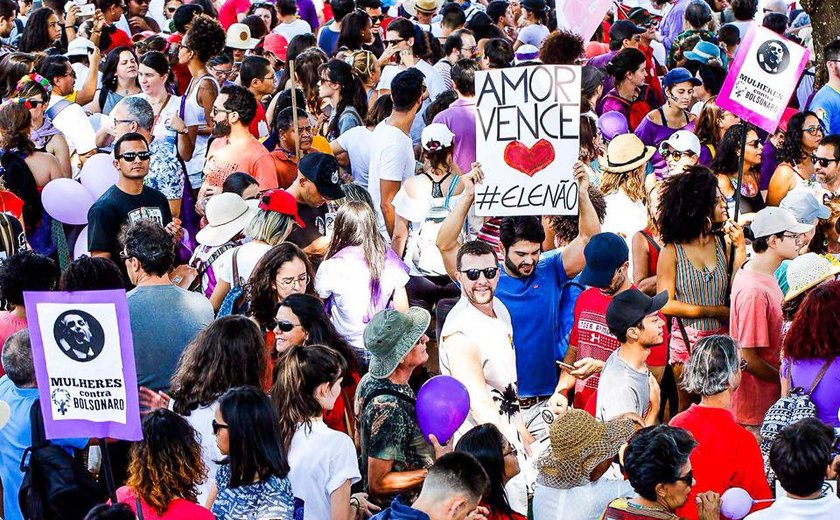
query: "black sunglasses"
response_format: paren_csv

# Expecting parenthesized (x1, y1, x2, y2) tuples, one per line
(385, 37, 405, 45)
(812, 154, 840, 168)
(370, 14, 384, 22)
(273, 320, 299, 332)
(118, 151, 152, 162)
(460, 267, 499, 281)
(673, 470, 693, 485)
(211, 420, 229, 435)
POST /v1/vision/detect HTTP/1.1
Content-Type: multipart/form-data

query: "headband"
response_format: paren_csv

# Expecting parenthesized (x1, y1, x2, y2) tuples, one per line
(15, 73, 53, 95)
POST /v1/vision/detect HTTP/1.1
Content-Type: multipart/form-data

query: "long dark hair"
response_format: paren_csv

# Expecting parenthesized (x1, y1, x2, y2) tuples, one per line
(320, 59, 368, 138)
(277, 293, 360, 380)
(0, 53, 36, 100)
(337, 10, 370, 51)
(19, 7, 60, 53)
(139, 51, 174, 91)
(217, 385, 290, 487)
(657, 166, 720, 244)
(271, 344, 346, 450)
(455, 424, 515, 517)
(248, 242, 314, 330)
(387, 17, 431, 61)
(170, 316, 267, 415)
(777, 111, 819, 166)
(711, 124, 758, 175)
(101, 46, 140, 92)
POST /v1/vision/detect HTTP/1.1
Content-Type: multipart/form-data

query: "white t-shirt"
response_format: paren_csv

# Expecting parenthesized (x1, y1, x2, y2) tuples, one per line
(745, 492, 840, 520)
(602, 190, 647, 275)
(377, 59, 447, 101)
(517, 24, 549, 48)
(335, 125, 373, 189)
(367, 122, 416, 238)
(288, 420, 360, 520)
(72, 63, 102, 93)
(215, 241, 273, 285)
(178, 402, 220, 506)
(273, 19, 312, 42)
(134, 93, 183, 141)
(48, 94, 96, 155)
(533, 479, 634, 520)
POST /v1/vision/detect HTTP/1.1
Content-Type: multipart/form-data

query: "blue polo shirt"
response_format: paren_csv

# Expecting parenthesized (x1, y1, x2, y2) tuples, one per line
(810, 84, 840, 136)
(496, 249, 571, 398)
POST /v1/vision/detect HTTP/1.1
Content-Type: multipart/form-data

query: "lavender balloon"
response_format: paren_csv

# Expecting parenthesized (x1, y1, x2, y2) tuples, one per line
(41, 179, 95, 225)
(415, 375, 470, 445)
(720, 487, 753, 520)
(598, 111, 630, 141)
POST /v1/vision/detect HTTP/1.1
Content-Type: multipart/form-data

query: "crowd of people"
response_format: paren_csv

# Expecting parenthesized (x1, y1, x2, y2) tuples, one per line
(0, 0, 839, 518)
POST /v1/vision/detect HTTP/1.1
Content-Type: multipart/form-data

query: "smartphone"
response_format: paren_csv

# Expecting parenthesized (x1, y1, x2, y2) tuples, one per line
(556, 361, 575, 371)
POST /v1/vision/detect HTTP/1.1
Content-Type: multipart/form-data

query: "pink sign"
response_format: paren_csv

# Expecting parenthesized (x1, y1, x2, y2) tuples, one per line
(555, 0, 613, 42)
(717, 25, 809, 134)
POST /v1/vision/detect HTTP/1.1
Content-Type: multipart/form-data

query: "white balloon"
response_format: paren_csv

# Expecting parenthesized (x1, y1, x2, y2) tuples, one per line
(73, 225, 89, 260)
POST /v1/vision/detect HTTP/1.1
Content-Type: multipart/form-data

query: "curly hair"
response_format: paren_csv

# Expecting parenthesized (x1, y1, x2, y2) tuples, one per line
(711, 124, 759, 175)
(122, 219, 176, 276)
(19, 7, 60, 53)
(547, 185, 607, 244)
(777, 111, 818, 166)
(539, 29, 584, 65)
(0, 102, 36, 156)
(657, 166, 719, 244)
(248, 242, 313, 330)
(807, 197, 840, 255)
(0, 53, 37, 100)
(170, 315, 267, 414)
(126, 409, 206, 516)
(184, 14, 226, 63)
(59, 256, 124, 291)
(0, 250, 57, 305)
(623, 425, 697, 501)
(783, 281, 840, 360)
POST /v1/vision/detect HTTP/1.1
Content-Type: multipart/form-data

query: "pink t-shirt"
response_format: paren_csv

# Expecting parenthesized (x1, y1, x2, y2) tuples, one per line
(116, 486, 214, 520)
(729, 268, 783, 426)
(218, 0, 251, 29)
(0, 311, 27, 377)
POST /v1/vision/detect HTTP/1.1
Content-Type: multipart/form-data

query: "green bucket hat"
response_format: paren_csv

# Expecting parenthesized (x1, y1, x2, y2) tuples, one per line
(364, 307, 431, 379)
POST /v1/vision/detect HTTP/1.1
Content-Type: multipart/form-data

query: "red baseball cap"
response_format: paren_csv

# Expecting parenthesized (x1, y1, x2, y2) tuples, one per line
(258, 189, 305, 228)
(263, 34, 288, 62)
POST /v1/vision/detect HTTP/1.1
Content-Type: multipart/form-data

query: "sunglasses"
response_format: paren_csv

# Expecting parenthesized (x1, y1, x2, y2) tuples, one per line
(746, 139, 762, 148)
(812, 154, 840, 168)
(211, 420, 229, 435)
(273, 320, 301, 332)
(370, 14, 384, 22)
(660, 149, 695, 161)
(673, 470, 694, 485)
(118, 150, 152, 162)
(7, 98, 46, 109)
(385, 37, 405, 45)
(460, 267, 499, 281)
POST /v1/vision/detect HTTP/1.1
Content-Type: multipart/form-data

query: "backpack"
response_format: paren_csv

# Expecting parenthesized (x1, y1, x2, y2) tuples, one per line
(217, 247, 250, 317)
(19, 400, 106, 520)
(170, 243, 234, 294)
(409, 177, 463, 277)
(602, 87, 652, 131)
(758, 358, 834, 486)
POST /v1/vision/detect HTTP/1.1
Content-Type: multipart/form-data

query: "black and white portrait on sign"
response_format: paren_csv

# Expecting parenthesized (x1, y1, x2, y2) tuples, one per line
(53, 310, 105, 362)
(756, 40, 790, 74)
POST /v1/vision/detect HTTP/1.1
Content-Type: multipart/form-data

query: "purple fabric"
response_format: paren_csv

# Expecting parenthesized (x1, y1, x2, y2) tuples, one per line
(599, 91, 631, 121)
(297, 0, 319, 31)
(330, 245, 409, 322)
(433, 98, 477, 174)
(783, 357, 840, 427)
(661, 0, 690, 52)
(759, 139, 779, 191)
(635, 115, 695, 178)
(588, 49, 616, 70)
(698, 143, 713, 167)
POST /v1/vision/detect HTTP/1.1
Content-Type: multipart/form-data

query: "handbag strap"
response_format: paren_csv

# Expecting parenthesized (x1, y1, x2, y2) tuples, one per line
(230, 247, 241, 289)
(674, 317, 692, 353)
(806, 358, 835, 395)
(135, 495, 145, 520)
(443, 175, 460, 209)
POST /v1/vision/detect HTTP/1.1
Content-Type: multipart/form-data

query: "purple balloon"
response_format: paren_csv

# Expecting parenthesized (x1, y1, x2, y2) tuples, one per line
(416, 375, 470, 445)
(74, 225, 89, 260)
(41, 179, 95, 225)
(79, 153, 119, 199)
(721, 487, 753, 520)
(598, 111, 630, 141)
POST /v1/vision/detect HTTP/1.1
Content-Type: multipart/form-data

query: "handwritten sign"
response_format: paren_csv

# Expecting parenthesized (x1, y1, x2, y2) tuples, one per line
(718, 25, 809, 134)
(555, 0, 614, 42)
(474, 64, 581, 216)
(24, 290, 142, 441)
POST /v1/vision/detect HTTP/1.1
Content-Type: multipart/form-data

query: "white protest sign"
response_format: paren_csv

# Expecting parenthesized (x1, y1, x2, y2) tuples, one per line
(474, 64, 581, 216)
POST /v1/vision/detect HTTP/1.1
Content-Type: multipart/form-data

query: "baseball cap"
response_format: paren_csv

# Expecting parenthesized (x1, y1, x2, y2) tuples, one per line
(609, 20, 646, 43)
(627, 7, 655, 27)
(749, 207, 813, 239)
(258, 189, 306, 228)
(780, 191, 830, 226)
(514, 44, 541, 65)
(66, 37, 95, 57)
(263, 34, 288, 62)
(659, 130, 701, 155)
(579, 233, 629, 288)
(684, 40, 724, 64)
(421, 123, 454, 151)
(662, 67, 702, 88)
(605, 288, 668, 339)
(298, 152, 345, 200)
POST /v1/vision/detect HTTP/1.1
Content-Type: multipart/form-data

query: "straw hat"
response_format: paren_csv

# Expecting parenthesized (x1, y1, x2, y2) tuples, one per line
(602, 134, 655, 174)
(403, 0, 443, 17)
(535, 409, 635, 489)
(784, 253, 840, 302)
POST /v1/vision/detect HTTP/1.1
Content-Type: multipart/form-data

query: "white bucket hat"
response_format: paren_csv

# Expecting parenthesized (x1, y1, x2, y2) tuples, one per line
(195, 193, 257, 247)
(226, 23, 260, 50)
(785, 253, 840, 302)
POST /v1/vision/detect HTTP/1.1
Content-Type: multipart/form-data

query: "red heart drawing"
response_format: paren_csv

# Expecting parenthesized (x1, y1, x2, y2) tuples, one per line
(503, 139, 556, 177)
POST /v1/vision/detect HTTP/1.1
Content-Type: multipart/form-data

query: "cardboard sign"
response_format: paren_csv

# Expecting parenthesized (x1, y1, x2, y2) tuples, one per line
(717, 25, 809, 134)
(474, 65, 582, 216)
(24, 290, 142, 441)
(555, 0, 614, 42)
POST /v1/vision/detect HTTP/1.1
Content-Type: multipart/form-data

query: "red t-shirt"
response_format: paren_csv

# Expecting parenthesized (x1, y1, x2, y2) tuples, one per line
(569, 287, 668, 407)
(248, 101, 269, 140)
(670, 405, 772, 520)
(218, 0, 251, 29)
(639, 44, 664, 107)
(116, 486, 214, 520)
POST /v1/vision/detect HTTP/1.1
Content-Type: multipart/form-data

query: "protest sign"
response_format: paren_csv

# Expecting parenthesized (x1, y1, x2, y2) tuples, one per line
(23, 289, 142, 441)
(474, 64, 581, 217)
(555, 0, 613, 42)
(717, 25, 809, 134)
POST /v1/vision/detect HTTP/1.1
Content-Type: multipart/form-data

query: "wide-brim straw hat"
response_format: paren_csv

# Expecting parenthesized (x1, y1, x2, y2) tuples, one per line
(602, 133, 655, 174)
(195, 193, 258, 247)
(784, 253, 840, 302)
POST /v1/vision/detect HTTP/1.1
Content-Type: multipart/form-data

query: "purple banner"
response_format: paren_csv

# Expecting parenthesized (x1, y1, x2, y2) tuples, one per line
(717, 25, 809, 134)
(23, 290, 142, 441)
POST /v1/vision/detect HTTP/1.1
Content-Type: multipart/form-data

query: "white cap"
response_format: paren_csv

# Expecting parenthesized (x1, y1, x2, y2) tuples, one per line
(225, 23, 259, 50)
(514, 44, 541, 65)
(65, 37, 95, 57)
(421, 123, 454, 152)
(750, 207, 813, 239)
(660, 130, 701, 155)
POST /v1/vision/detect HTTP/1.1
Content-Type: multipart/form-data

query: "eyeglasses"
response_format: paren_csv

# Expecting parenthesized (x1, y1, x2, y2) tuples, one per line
(803, 125, 824, 136)
(209, 66, 237, 80)
(114, 118, 137, 126)
(370, 14, 384, 22)
(746, 139, 762, 148)
(462, 45, 477, 53)
(262, 74, 276, 82)
(460, 267, 499, 281)
(673, 470, 693, 485)
(212, 106, 232, 117)
(385, 38, 405, 45)
(273, 320, 302, 333)
(503, 443, 518, 457)
(781, 232, 802, 240)
(812, 154, 840, 168)
(660, 149, 696, 161)
(211, 420, 229, 435)
(118, 151, 152, 162)
(277, 272, 309, 289)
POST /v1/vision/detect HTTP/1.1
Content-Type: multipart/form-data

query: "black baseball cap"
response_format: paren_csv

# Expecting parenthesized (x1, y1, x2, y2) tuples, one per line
(605, 288, 668, 338)
(609, 20, 646, 43)
(298, 152, 344, 200)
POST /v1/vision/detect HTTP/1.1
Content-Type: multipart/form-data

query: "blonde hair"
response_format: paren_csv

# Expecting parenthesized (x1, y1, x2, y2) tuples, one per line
(600, 165, 647, 204)
(245, 210, 295, 245)
(349, 50, 377, 85)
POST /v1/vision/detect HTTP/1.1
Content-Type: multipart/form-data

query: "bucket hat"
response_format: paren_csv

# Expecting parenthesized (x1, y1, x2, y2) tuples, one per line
(196, 192, 258, 246)
(364, 307, 431, 378)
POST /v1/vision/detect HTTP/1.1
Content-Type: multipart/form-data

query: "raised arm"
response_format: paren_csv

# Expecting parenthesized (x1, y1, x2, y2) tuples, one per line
(560, 161, 599, 278)
(437, 163, 483, 280)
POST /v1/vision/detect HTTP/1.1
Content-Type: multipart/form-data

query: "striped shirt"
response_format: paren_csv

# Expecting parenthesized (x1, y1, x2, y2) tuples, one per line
(673, 238, 728, 332)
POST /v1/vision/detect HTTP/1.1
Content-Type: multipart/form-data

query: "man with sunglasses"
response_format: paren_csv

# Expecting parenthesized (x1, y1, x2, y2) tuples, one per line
(814, 134, 840, 198)
(730, 207, 812, 437)
(811, 39, 840, 138)
(87, 132, 174, 284)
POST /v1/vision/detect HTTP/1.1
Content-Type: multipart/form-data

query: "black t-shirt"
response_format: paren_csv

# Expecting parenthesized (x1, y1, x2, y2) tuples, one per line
(287, 202, 328, 250)
(87, 185, 172, 274)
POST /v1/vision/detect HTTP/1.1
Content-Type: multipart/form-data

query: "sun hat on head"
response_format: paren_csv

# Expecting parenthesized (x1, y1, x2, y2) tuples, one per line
(364, 307, 431, 379)
(602, 134, 655, 174)
(195, 192, 258, 247)
(536, 409, 635, 489)
(779, 190, 830, 226)
(226, 23, 260, 50)
(404, 0, 443, 16)
(784, 253, 840, 302)
(421, 123, 455, 152)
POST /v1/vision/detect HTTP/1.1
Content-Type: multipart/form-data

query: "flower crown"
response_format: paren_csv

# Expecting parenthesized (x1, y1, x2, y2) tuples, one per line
(15, 73, 53, 95)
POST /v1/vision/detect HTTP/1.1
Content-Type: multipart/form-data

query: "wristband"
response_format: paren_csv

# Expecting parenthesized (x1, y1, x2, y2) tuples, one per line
(350, 496, 360, 509)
